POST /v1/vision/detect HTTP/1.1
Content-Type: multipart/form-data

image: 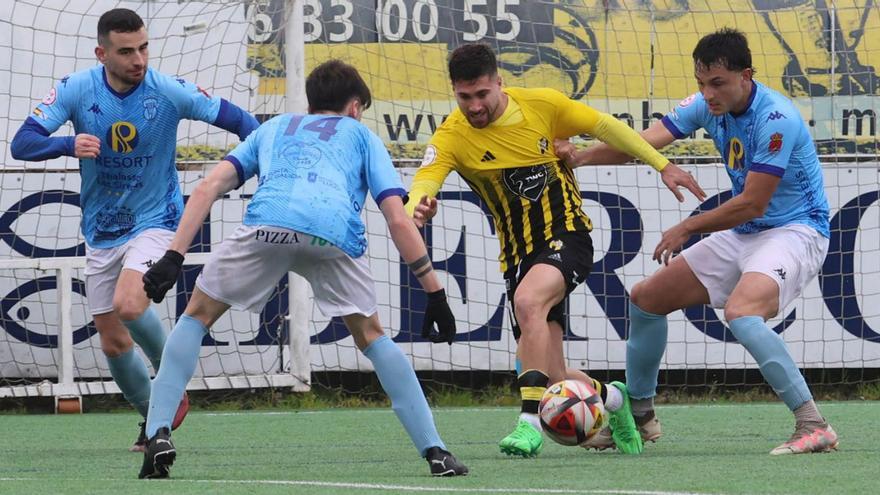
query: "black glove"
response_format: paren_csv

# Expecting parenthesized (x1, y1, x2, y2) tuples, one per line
(143, 250, 185, 303)
(421, 289, 456, 345)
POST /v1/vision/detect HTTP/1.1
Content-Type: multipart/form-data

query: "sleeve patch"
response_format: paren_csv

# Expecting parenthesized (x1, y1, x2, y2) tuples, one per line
(42, 88, 57, 105)
(768, 132, 783, 153)
(678, 93, 697, 108)
(421, 144, 437, 166)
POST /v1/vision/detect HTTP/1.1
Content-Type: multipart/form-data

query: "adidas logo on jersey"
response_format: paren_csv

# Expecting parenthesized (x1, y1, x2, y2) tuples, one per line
(547, 253, 562, 262)
(480, 150, 496, 162)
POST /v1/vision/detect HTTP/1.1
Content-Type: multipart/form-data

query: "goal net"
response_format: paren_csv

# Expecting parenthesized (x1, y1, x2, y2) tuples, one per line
(1, 0, 879, 401)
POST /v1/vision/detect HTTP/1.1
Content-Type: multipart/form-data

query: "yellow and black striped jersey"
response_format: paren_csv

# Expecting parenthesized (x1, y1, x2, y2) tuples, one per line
(408, 87, 669, 273)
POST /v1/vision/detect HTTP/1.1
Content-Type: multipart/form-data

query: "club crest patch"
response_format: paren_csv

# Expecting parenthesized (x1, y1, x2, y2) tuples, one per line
(503, 165, 548, 202)
(768, 133, 783, 153)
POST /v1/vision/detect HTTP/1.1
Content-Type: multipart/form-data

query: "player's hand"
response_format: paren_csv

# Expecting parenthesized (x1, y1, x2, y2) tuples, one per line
(554, 139, 578, 167)
(422, 289, 456, 345)
(660, 163, 706, 203)
(413, 195, 438, 228)
(74, 134, 101, 158)
(143, 250, 185, 303)
(653, 222, 693, 265)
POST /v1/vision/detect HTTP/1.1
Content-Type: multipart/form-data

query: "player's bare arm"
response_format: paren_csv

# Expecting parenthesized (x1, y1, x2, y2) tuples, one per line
(168, 160, 240, 255)
(653, 171, 781, 264)
(380, 194, 457, 345)
(142, 160, 240, 303)
(380, 195, 442, 293)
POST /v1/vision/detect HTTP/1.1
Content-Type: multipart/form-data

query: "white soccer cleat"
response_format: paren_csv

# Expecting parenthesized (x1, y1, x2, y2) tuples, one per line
(581, 411, 662, 450)
(580, 426, 614, 450)
(770, 423, 838, 455)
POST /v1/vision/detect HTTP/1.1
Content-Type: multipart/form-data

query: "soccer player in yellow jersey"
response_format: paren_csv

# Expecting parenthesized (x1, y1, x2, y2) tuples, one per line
(406, 44, 705, 457)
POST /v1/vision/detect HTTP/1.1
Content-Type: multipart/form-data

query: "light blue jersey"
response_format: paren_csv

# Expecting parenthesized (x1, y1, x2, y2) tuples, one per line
(226, 113, 406, 258)
(661, 81, 830, 237)
(30, 66, 225, 247)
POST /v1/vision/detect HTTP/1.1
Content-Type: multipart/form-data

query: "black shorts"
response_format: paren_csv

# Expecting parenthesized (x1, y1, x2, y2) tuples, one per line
(504, 231, 594, 340)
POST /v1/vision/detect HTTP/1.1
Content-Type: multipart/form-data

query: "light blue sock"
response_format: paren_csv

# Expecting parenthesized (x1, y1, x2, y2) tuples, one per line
(363, 335, 445, 456)
(625, 301, 669, 400)
(514, 357, 522, 375)
(123, 307, 166, 370)
(729, 316, 812, 410)
(106, 347, 151, 418)
(145, 315, 206, 438)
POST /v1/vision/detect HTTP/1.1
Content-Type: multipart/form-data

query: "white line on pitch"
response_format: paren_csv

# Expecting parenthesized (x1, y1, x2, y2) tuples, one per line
(0, 478, 717, 495)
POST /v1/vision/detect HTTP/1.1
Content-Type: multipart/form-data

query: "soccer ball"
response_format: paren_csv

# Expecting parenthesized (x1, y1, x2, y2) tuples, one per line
(538, 380, 606, 446)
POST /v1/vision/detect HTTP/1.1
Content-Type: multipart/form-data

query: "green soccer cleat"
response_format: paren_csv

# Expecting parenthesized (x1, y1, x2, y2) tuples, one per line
(607, 381, 644, 455)
(499, 419, 543, 457)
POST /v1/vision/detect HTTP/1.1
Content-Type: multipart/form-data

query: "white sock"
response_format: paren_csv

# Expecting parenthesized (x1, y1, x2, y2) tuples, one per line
(604, 384, 623, 412)
(519, 412, 542, 431)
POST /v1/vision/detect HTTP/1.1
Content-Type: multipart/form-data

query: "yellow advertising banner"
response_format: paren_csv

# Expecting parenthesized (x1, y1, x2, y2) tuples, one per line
(246, 0, 880, 153)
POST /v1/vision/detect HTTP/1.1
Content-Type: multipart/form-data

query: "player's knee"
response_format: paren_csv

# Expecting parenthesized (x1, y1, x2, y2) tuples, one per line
(113, 302, 145, 323)
(724, 299, 777, 323)
(629, 280, 651, 310)
(512, 293, 543, 329)
(98, 331, 134, 357)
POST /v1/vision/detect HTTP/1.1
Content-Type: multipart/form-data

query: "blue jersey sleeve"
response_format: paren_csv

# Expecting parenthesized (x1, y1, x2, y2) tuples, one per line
(156, 73, 222, 124)
(363, 130, 405, 205)
(661, 92, 710, 138)
(749, 110, 800, 177)
(30, 74, 78, 134)
(225, 124, 263, 188)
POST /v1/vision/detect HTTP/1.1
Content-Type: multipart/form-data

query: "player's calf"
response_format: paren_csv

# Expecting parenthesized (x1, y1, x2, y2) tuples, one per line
(425, 446, 468, 476)
(138, 427, 176, 479)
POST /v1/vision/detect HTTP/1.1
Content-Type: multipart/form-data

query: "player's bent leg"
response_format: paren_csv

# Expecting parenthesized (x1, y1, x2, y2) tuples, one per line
(725, 273, 835, 455)
(139, 289, 227, 479)
(115, 268, 166, 369)
(501, 265, 566, 457)
(347, 313, 468, 476)
(96, 313, 152, 420)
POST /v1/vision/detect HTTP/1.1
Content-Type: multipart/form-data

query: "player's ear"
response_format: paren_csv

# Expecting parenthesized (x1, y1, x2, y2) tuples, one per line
(95, 45, 105, 62)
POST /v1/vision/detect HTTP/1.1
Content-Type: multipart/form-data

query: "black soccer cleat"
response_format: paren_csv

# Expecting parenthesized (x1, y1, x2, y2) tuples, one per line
(138, 427, 176, 479)
(424, 446, 469, 477)
(130, 421, 147, 452)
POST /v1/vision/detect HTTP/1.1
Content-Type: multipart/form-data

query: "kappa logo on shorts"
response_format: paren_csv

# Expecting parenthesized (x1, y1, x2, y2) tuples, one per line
(774, 267, 787, 280)
(143, 259, 154, 267)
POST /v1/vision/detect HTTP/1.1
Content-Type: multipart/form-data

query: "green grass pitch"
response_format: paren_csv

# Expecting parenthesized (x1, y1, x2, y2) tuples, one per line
(0, 401, 876, 494)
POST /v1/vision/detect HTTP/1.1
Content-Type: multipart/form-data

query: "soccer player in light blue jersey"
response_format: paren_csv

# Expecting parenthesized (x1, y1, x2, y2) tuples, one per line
(558, 28, 837, 455)
(137, 60, 468, 478)
(10, 9, 259, 450)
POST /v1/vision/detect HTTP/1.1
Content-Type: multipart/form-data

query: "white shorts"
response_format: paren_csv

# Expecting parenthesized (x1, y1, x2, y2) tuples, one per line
(680, 224, 829, 310)
(196, 225, 377, 317)
(84, 228, 174, 315)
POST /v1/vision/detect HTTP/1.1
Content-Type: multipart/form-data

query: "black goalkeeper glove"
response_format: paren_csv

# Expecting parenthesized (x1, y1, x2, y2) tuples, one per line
(421, 289, 456, 345)
(143, 250, 185, 303)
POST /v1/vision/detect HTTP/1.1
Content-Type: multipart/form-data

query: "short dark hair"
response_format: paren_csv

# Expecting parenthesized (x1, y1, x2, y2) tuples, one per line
(97, 8, 145, 45)
(306, 60, 372, 113)
(448, 43, 498, 83)
(692, 28, 753, 72)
